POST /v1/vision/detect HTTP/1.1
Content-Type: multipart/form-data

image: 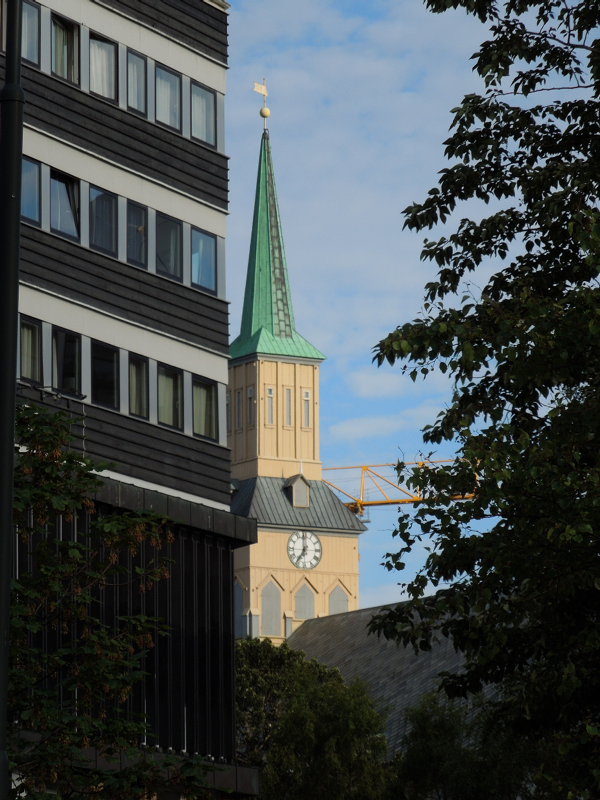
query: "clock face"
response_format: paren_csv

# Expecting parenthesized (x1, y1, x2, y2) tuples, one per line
(287, 531, 322, 570)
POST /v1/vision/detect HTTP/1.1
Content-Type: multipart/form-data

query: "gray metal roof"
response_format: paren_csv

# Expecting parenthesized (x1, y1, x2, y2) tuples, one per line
(230, 477, 366, 533)
(288, 605, 465, 757)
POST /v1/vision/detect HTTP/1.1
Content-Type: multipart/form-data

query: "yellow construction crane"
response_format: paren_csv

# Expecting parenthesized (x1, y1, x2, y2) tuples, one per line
(322, 462, 472, 518)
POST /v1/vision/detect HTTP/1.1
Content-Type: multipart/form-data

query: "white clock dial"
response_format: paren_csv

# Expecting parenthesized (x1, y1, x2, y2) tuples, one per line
(287, 531, 322, 570)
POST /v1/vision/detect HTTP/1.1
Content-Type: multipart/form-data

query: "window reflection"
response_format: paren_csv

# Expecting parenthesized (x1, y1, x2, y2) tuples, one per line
(50, 171, 79, 239)
(21, 158, 40, 223)
(191, 227, 216, 292)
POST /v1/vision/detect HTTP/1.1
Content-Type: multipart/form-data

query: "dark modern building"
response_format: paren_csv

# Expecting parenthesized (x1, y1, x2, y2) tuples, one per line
(1, 0, 258, 792)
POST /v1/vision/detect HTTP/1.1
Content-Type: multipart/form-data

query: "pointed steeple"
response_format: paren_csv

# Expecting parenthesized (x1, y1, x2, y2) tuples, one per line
(230, 131, 325, 362)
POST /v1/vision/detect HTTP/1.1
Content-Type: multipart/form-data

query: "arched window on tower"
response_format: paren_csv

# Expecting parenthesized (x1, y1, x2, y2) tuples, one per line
(295, 584, 315, 620)
(329, 585, 348, 616)
(261, 580, 281, 637)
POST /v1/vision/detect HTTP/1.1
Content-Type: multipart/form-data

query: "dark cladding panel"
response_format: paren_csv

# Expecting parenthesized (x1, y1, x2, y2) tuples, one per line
(0, 60, 228, 210)
(20, 226, 229, 355)
(92, 0, 228, 64)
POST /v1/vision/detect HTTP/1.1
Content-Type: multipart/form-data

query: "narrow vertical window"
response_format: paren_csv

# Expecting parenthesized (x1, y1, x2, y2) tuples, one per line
(193, 377, 217, 440)
(191, 228, 216, 293)
(91, 342, 119, 409)
(303, 390, 310, 427)
(191, 82, 216, 146)
(129, 355, 148, 418)
(236, 389, 242, 429)
(158, 365, 183, 429)
(156, 213, 182, 280)
(51, 15, 79, 84)
(127, 201, 147, 267)
(247, 387, 254, 426)
(226, 392, 231, 433)
(22, 1, 39, 65)
(127, 50, 147, 115)
(285, 388, 292, 427)
(267, 387, 274, 425)
(89, 186, 117, 256)
(52, 328, 80, 395)
(89, 34, 117, 101)
(20, 318, 42, 384)
(155, 65, 181, 130)
(50, 170, 79, 240)
(21, 158, 40, 224)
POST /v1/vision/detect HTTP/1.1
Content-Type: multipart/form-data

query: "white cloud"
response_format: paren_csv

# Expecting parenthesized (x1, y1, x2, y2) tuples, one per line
(327, 403, 444, 442)
(345, 366, 453, 399)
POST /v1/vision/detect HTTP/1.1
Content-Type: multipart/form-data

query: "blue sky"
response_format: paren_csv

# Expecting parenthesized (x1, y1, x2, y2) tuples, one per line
(225, 0, 486, 607)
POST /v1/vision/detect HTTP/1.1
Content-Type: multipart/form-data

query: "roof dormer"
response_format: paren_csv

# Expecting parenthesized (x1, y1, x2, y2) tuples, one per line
(283, 473, 310, 508)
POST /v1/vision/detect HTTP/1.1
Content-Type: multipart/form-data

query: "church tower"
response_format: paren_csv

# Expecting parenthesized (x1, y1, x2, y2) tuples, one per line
(229, 118, 365, 642)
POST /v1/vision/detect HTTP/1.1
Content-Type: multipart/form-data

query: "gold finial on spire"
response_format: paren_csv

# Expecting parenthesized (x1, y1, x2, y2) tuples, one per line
(253, 79, 270, 129)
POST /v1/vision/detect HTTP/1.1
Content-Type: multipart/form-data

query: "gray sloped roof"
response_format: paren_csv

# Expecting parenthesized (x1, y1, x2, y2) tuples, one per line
(231, 477, 366, 533)
(287, 605, 465, 757)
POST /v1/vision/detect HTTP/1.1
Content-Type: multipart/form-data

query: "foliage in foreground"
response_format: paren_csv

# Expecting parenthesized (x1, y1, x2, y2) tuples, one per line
(235, 637, 388, 800)
(10, 404, 210, 800)
(369, 0, 600, 796)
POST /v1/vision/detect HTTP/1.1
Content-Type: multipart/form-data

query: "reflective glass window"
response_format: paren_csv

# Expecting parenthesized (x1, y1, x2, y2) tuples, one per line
(191, 82, 216, 146)
(158, 365, 182, 429)
(52, 328, 80, 395)
(22, 1, 39, 65)
(127, 202, 147, 267)
(89, 186, 117, 255)
(156, 213, 182, 280)
(21, 158, 40, 223)
(193, 377, 217, 440)
(89, 35, 116, 100)
(20, 318, 42, 384)
(155, 65, 180, 130)
(191, 227, 216, 292)
(91, 342, 119, 409)
(51, 15, 79, 84)
(127, 50, 146, 115)
(50, 171, 79, 239)
(129, 355, 148, 418)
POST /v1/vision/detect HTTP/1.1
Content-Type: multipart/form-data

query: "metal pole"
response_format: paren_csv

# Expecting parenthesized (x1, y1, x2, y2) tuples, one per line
(0, 0, 24, 796)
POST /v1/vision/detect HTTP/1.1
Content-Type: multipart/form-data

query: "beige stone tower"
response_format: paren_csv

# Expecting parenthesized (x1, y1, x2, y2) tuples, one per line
(229, 128, 365, 643)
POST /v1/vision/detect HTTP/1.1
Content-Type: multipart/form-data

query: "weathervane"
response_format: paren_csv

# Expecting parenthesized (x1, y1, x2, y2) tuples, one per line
(253, 79, 270, 129)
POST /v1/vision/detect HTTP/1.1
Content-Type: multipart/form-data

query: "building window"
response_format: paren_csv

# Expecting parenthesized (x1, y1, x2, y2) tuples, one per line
(20, 317, 42, 384)
(267, 387, 274, 425)
(236, 389, 242, 430)
(156, 213, 182, 280)
(247, 386, 254, 426)
(158, 364, 183, 429)
(155, 65, 181, 131)
(21, 157, 40, 224)
(193, 377, 217, 440)
(126, 201, 147, 267)
(261, 581, 281, 638)
(89, 34, 117, 101)
(51, 15, 79, 84)
(52, 328, 80, 396)
(329, 586, 348, 616)
(303, 390, 310, 428)
(22, 1, 39, 65)
(191, 227, 216, 293)
(129, 355, 148, 419)
(285, 387, 292, 427)
(89, 186, 117, 256)
(226, 392, 231, 433)
(50, 170, 79, 240)
(191, 82, 216, 146)
(127, 50, 146, 116)
(91, 341, 119, 409)
(295, 585, 315, 620)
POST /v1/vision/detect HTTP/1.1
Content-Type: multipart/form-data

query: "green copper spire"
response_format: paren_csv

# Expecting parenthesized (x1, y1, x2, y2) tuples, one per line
(230, 131, 325, 362)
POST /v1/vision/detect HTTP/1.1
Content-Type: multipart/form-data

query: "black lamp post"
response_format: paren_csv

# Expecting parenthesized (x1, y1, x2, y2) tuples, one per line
(0, 0, 24, 797)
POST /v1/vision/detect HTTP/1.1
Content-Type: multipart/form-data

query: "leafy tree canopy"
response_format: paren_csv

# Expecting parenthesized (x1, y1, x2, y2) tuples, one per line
(235, 638, 387, 800)
(10, 404, 210, 800)
(368, 0, 600, 796)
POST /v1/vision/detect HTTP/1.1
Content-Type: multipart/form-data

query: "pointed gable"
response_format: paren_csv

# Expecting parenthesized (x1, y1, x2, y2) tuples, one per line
(230, 130, 326, 363)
